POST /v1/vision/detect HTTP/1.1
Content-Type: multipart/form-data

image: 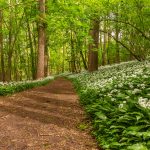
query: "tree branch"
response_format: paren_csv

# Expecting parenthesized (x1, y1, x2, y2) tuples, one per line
(99, 29, 143, 61)
(100, 18, 150, 41)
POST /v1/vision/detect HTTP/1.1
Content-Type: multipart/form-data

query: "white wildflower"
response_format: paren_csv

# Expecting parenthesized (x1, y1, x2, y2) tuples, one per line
(129, 84, 134, 88)
(111, 98, 116, 101)
(138, 97, 150, 109)
(119, 103, 124, 108)
(132, 89, 141, 94)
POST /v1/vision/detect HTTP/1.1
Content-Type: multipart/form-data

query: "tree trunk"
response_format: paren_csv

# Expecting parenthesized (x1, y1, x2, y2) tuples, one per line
(88, 19, 99, 72)
(37, 0, 46, 79)
(102, 20, 107, 66)
(44, 35, 49, 77)
(7, 2, 13, 82)
(80, 50, 88, 70)
(62, 44, 65, 73)
(107, 28, 111, 64)
(0, 10, 5, 82)
(44, 1, 49, 77)
(26, 12, 36, 80)
(115, 7, 120, 63)
(99, 23, 103, 65)
(70, 31, 76, 73)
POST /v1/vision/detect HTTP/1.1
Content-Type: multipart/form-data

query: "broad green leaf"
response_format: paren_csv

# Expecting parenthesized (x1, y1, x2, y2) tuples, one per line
(127, 143, 148, 150)
(95, 112, 107, 120)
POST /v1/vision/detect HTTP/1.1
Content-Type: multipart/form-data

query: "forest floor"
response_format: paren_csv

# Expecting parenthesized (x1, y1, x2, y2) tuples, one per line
(0, 78, 99, 150)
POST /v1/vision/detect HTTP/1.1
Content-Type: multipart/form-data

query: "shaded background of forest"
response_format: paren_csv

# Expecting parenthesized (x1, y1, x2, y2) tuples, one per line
(0, 0, 150, 81)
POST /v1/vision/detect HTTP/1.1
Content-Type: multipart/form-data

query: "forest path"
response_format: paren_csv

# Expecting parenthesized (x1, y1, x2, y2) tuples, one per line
(0, 78, 99, 150)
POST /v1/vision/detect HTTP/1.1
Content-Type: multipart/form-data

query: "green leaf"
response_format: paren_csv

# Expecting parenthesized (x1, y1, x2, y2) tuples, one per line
(143, 132, 150, 140)
(126, 126, 141, 132)
(127, 143, 148, 150)
(95, 112, 107, 120)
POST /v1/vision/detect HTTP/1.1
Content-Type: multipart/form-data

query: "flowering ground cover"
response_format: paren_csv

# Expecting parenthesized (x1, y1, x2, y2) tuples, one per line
(0, 76, 54, 95)
(69, 60, 150, 150)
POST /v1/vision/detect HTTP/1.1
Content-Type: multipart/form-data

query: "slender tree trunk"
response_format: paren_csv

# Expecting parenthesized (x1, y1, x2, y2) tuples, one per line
(102, 20, 107, 66)
(88, 19, 99, 72)
(107, 28, 111, 64)
(7, 4, 13, 82)
(99, 23, 103, 65)
(26, 12, 36, 80)
(0, 10, 5, 82)
(77, 38, 88, 70)
(70, 31, 76, 73)
(115, 7, 120, 63)
(62, 44, 65, 73)
(44, 34, 49, 77)
(80, 50, 88, 70)
(32, 23, 38, 73)
(37, 0, 46, 79)
(115, 27, 120, 63)
(44, 1, 49, 77)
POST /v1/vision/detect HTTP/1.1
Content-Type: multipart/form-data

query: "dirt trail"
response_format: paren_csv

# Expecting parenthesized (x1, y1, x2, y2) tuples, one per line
(0, 78, 99, 150)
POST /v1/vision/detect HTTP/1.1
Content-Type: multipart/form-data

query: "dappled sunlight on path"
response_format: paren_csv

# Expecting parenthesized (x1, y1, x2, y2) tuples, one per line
(0, 78, 99, 150)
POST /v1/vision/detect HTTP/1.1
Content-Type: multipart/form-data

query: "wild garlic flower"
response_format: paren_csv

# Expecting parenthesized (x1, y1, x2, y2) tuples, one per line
(132, 89, 141, 94)
(119, 103, 124, 108)
(138, 97, 150, 109)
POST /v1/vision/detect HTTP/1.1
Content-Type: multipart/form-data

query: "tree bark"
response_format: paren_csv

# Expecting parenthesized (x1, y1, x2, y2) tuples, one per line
(44, 35, 49, 77)
(102, 20, 107, 66)
(80, 50, 88, 70)
(25, 11, 36, 80)
(7, 0, 13, 82)
(37, 0, 46, 79)
(0, 10, 5, 82)
(70, 31, 76, 73)
(115, 7, 120, 63)
(88, 19, 99, 72)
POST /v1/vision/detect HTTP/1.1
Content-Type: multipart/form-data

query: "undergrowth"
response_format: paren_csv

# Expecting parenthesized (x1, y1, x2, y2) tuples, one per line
(69, 61, 150, 150)
(0, 76, 54, 95)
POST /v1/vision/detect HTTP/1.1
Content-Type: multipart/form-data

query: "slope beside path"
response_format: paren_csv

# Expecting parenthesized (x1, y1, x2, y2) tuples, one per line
(0, 78, 99, 150)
